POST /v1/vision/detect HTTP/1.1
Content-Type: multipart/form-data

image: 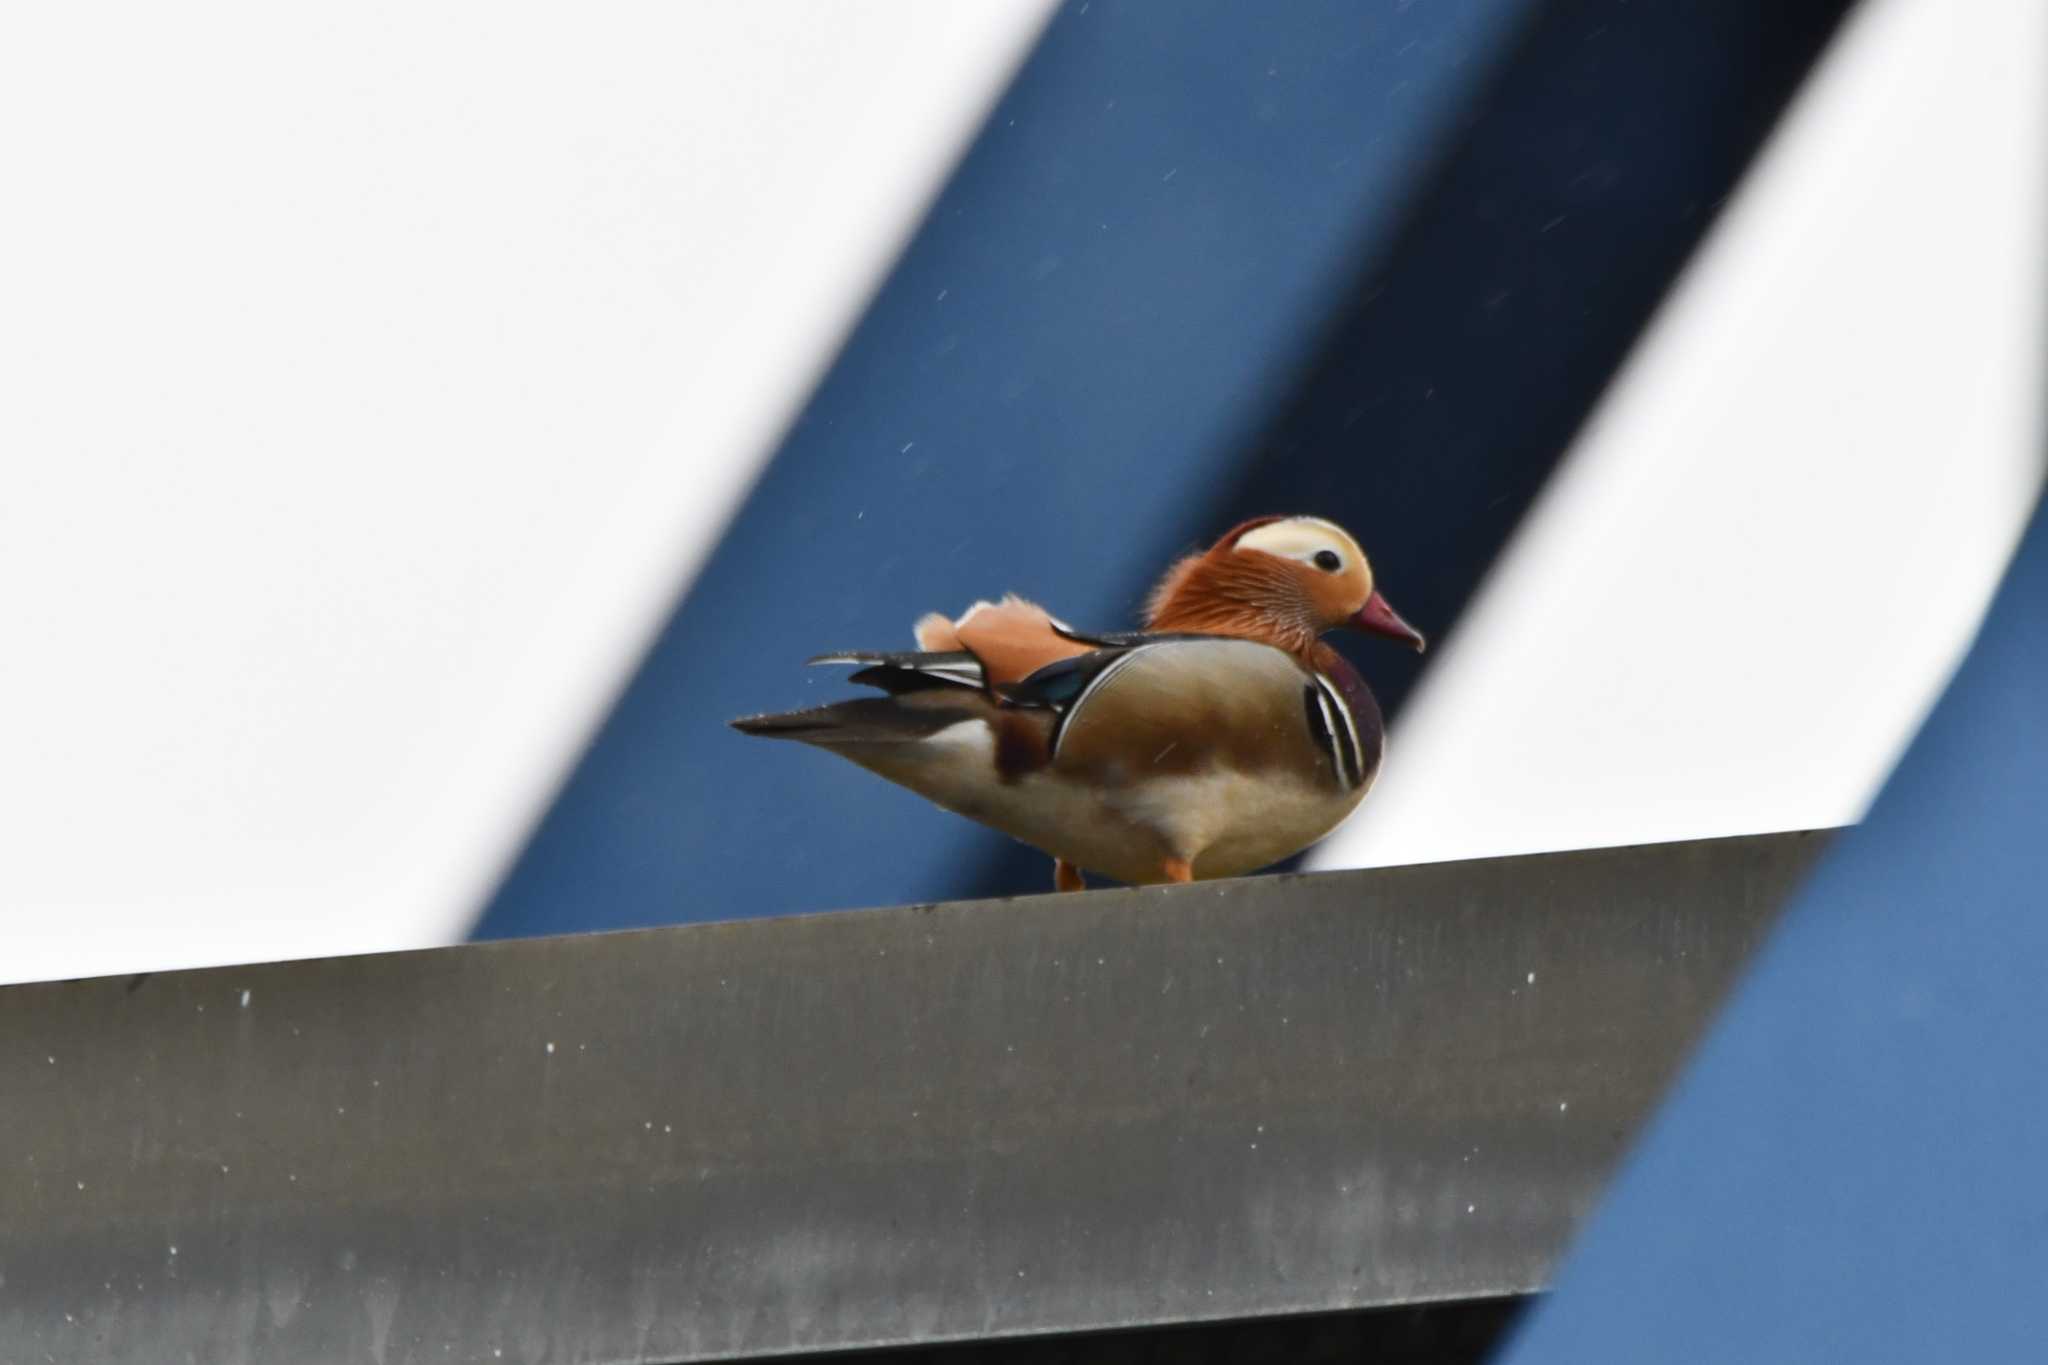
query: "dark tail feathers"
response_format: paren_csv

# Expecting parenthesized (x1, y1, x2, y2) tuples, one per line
(730, 697, 970, 745)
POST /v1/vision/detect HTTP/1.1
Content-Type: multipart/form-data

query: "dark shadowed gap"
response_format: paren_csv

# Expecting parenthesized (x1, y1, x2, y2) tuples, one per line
(746, 1296, 1526, 1365)
(957, 0, 1860, 899)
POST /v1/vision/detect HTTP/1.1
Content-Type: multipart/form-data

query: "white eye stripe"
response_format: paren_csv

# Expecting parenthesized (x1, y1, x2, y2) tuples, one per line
(1234, 518, 1362, 570)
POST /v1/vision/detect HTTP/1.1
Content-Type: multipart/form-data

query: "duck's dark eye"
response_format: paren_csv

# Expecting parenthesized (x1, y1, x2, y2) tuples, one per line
(1313, 550, 1342, 572)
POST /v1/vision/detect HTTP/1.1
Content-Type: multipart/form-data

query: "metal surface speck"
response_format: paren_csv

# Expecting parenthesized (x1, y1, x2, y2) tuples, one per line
(0, 831, 1827, 1363)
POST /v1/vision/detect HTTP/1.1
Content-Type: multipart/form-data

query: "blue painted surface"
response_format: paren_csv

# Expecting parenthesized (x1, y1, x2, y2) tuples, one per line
(475, 0, 1533, 937)
(1500, 495, 2048, 1362)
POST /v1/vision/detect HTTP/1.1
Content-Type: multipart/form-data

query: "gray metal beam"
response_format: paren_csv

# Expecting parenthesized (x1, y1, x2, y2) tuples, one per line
(0, 831, 1826, 1364)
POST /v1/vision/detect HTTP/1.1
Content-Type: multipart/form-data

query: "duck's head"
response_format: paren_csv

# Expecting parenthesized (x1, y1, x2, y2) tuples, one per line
(1146, 515, 1427, 655)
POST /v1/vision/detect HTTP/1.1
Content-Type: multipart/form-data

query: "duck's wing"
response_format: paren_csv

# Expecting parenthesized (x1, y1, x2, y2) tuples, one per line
(738, 627, 1150, 788)
(791, 629, 1359, 784)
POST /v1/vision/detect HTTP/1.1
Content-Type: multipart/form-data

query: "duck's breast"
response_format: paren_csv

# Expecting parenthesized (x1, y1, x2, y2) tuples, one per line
(1050, 638, 1372, 876)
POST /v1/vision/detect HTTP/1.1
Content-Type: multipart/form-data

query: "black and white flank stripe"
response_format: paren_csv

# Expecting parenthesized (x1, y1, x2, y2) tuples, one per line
(1304, 672, 1366, 791)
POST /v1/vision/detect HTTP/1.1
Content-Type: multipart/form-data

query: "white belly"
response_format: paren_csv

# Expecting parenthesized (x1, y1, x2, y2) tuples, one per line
(928, 747, 1365, 884)
(848, 716, 1370, 885)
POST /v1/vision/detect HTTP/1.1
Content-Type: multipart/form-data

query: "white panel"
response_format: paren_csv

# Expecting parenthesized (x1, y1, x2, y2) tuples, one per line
(0, 2, 1053, 983)
(1316, 0, 2047, 872)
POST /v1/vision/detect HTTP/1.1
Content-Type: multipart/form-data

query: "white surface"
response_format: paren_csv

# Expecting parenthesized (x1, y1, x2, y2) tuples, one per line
(0, 3, 1053, 984)
(1314, 0, 2048, 872)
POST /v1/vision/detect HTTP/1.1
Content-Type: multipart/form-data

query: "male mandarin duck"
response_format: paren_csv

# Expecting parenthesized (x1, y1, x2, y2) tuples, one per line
(731, 516, 1425, 890)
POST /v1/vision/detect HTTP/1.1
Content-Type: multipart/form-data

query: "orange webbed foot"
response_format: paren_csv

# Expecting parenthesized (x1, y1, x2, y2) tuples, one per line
(1054, 859, 1087, 893)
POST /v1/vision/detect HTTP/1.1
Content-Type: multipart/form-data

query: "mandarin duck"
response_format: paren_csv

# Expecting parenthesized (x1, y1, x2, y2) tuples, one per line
(731, 516, 1425, 889)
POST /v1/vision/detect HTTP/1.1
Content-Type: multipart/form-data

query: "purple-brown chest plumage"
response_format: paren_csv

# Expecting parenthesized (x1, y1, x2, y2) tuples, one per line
(1312, 647, 1386, 794)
